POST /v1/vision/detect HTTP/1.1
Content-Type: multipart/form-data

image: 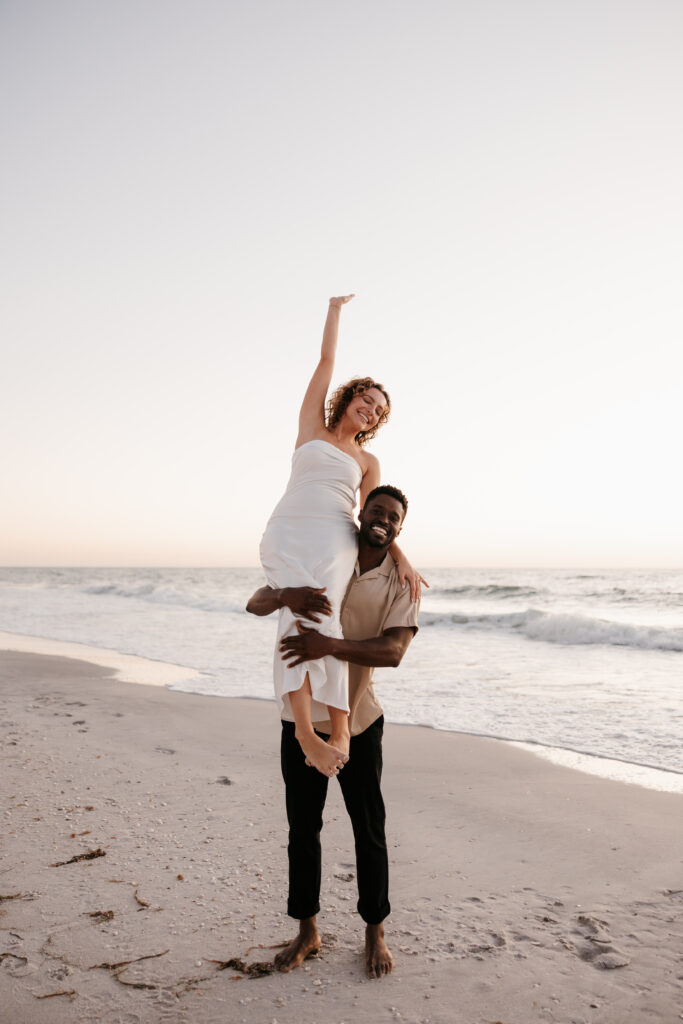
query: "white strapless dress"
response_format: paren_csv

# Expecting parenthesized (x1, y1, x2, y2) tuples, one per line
(259, 439, 361, 715)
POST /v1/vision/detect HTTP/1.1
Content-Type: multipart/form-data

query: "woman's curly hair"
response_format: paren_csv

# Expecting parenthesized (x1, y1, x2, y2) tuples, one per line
(325, 377, 391, 447)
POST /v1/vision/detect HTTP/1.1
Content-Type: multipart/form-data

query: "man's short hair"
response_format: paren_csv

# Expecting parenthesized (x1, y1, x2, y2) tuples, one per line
(363, 485, 408, 517)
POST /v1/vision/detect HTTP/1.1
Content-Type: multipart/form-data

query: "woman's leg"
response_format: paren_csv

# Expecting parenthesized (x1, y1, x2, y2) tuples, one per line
(289, 673, 348, 777)
(327, 705, 351, 760)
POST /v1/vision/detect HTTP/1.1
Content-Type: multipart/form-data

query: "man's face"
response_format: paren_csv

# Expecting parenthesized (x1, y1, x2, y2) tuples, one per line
(359, 494, 405, 549)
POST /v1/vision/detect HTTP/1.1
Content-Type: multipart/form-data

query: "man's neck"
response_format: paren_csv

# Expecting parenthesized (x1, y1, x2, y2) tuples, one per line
(358, 541, 389, 575)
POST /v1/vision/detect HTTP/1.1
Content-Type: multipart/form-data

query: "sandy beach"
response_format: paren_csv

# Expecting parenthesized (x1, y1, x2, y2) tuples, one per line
(1, 650, 682, 1024)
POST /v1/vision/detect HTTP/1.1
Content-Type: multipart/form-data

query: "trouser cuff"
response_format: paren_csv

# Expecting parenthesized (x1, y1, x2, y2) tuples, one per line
(358, 900, 391, 925)
(287, 900, 321, 920)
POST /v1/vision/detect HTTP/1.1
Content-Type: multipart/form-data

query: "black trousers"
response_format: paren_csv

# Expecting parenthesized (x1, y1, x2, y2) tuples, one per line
(280, 716, 390, 925)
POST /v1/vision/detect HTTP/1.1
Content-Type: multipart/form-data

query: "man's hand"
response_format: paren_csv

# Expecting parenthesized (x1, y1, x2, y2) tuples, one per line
(280, 622, 334, 666)
(282, 587, 332, 623)
(246, 585, 333, 619)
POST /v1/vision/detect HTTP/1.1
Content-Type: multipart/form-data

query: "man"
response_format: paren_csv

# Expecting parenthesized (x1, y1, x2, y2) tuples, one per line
(246, 485, 419, 979)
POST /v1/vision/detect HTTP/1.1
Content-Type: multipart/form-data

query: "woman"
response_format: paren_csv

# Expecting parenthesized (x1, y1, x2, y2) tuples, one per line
(259, 295, 420, 778)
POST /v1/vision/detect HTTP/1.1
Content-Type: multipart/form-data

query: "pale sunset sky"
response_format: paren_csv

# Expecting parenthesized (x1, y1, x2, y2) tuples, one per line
(2, 0, 682, 568)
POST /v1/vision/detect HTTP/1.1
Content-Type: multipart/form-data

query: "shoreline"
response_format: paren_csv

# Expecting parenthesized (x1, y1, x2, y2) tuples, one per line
(1, 649, 682, 1024)
(1, 628, 681, 794)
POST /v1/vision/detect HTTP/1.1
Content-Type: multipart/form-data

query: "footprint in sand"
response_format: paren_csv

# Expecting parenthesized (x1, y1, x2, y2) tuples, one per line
(468, 934, 507, 955)
(572, 914, 630, 969)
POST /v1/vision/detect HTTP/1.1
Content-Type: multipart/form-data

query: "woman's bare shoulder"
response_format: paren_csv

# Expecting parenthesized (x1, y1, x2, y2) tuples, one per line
(358, 448, 380, 474)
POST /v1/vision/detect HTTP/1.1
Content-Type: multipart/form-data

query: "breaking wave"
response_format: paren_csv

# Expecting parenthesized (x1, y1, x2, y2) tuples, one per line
(421, 607, 683, 653)
(430, 584, 541, 599)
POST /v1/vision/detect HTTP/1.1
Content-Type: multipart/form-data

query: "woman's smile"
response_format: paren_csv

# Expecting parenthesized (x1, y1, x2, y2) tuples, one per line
(351, 388, 386, 431)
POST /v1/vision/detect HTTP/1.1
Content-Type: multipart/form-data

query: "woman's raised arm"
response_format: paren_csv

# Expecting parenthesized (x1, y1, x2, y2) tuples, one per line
(296, 295, 354, 445)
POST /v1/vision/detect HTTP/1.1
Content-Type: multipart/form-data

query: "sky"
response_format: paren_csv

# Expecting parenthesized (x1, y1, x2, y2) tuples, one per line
(2, 0, 682, 568)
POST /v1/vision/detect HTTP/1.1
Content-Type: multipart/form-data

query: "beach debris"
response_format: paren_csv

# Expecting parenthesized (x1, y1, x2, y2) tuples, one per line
(215, 776, 233, 785)
(51, 848, 106, 867)
(102, 879, 158, 910)
(155, 746, 176, 755)
(0, 953, 28, 968)
(86, 910, 114, 923)
(209, 956, 275, 978)
(89, 950, 169, 973)
(112, 974, 159, 990)
(88, 948, 169, 990)
(0, 891, 38, 903)
(35, 989, 77, 1000)
(70, 829, 91, 837)
(207, 942, 286, 979)
(244, 942, 288, 957)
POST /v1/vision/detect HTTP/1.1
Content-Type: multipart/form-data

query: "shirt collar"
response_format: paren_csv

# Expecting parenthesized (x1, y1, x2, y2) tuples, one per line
(354, 551, 395, 581)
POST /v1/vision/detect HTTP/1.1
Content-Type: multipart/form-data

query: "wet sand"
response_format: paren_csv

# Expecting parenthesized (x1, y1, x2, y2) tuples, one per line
(1, 650, 681, 1024)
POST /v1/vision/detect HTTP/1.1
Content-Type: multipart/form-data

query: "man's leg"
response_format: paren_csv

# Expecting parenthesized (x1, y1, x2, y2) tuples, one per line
(275, 720, 328, 971)
(337, 717, 393, 977)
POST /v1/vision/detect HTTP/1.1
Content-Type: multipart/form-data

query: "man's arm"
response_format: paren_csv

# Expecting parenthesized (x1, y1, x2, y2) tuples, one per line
(279, 625, 416, 669)
(245, 586, 283, 617)
(245, 585, 333, 622)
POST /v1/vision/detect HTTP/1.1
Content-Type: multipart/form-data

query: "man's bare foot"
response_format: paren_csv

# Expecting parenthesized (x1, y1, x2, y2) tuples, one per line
(365, 922, 393, 978)
(274, 918, 321, 972)
(296, 730, 346, 776)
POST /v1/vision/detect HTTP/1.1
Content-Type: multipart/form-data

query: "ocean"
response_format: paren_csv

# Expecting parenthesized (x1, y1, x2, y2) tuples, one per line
(1, 567, 681, 792)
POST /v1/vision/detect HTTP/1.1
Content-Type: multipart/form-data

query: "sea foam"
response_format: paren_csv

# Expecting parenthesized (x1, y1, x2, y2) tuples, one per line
(421, 607, 683, 652)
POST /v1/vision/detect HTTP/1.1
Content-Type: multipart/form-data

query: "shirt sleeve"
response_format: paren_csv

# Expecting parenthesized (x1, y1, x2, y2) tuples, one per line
(382, 582, 420, 633)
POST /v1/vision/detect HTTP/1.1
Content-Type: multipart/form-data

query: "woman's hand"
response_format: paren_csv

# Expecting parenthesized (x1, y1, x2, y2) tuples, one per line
(395, 553, 429, 602)
(329, 294, 355, 308)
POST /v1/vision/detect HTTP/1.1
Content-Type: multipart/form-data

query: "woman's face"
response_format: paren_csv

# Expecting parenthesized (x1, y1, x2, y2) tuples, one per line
(346, 387, 387, 434)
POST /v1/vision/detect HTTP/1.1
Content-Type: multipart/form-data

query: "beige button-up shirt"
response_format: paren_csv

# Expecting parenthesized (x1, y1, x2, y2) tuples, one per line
(283, 553, 420, 736)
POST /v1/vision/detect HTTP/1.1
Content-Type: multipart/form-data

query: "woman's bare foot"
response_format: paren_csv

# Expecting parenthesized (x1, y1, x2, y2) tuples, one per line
(365, 922, 393, 978)
(274, 917, 321, 972)
(327, 706, 351, 761)
(296, 729, 346, 776)
(328, 726, 351, 762)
